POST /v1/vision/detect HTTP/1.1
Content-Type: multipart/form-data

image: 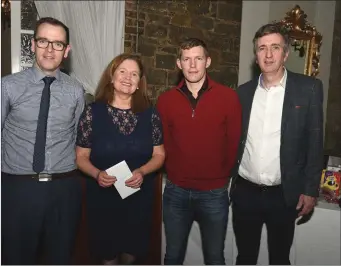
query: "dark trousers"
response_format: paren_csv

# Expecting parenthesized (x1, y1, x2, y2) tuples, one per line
(231, 176, 298, 265)
(163, 179, 229, 265)
(1, 173, 82, 265)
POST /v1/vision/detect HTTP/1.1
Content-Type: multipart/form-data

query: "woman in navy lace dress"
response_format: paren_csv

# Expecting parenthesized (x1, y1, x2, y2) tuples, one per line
(76, 54, 165, 265)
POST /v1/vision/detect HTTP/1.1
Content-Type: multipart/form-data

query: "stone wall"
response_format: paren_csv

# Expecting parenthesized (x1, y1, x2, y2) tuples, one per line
(125, 0, 242, 102)
(325, 1, 341, 157)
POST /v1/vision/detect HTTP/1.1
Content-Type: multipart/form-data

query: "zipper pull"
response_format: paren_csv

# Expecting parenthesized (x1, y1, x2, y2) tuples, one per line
(192, 109, 195, 118)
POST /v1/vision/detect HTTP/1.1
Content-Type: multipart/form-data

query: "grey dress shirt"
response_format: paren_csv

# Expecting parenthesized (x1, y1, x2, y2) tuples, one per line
(1, 66, 85, 174)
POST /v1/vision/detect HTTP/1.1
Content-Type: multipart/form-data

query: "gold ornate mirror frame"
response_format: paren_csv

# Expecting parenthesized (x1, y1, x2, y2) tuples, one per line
(275, 5, 322, 77)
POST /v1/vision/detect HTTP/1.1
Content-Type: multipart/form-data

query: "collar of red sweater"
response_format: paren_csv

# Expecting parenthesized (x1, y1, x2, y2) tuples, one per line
(175, 75, 217, 91)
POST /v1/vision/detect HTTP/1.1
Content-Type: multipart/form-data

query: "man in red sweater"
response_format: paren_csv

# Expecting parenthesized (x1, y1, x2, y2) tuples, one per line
(157, 38, 242, 265)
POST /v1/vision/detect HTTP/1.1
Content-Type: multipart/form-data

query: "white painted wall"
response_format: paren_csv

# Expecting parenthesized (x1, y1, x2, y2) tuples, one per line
(313, 1, 336, 135)
(238, 1, 271, 86)
(268, 1, 316, 23)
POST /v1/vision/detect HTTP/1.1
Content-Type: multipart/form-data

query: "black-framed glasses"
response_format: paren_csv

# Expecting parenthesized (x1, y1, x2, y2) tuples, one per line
(35, 38, 66, 51)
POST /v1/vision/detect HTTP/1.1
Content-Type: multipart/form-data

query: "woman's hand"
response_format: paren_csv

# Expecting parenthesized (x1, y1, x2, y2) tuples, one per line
(96, 170, 117, 188)
(125, 169, 144, 189)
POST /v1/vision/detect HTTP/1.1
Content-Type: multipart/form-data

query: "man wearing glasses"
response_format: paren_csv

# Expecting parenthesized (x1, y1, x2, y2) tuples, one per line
(1, 17, 85, 264)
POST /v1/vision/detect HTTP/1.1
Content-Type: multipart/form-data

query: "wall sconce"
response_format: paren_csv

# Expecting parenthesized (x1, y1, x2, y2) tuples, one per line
(1, 0, 11, 30)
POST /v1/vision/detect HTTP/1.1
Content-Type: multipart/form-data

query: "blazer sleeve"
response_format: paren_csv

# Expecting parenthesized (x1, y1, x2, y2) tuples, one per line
(226, 90, 242, 178)
(303, 79, 324, 197)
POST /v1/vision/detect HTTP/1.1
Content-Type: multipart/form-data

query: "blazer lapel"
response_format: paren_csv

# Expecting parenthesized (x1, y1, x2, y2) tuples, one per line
(281, 71, 295, 136)
(243, 79, 258, 133)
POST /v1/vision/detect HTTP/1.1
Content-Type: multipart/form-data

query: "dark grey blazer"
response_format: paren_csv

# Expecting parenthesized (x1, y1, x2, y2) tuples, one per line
(231, 70, 324, 207)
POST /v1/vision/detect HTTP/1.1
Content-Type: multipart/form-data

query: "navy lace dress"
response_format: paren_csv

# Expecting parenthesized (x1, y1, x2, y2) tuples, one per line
(76, 102, 163, 260)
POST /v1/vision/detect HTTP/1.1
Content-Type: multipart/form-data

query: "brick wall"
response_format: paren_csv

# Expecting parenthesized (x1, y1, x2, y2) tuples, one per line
(125, 0, 242, 102)
(325, 1, 341, 157)
(19, 0, 243, 105)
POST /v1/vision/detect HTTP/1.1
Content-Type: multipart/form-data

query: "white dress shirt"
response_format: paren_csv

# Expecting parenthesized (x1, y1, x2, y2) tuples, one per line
(238, 69, 287, 186)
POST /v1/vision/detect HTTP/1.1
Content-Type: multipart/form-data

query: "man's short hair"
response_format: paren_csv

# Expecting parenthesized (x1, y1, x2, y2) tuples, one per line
(253, 23, 290, 54)
(34, 17, 70, 45)
(178, 38, 209, 58)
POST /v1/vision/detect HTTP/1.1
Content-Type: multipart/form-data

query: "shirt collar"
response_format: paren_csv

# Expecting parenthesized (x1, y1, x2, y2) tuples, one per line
(258, 67, 287, 90)
(32, 63, 61, 83)
(180, 75, 208, 94)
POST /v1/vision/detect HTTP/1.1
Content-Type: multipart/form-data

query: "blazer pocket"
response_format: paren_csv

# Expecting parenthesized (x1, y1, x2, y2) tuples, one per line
(291, 104, 308, 127)
(292, 104, 308, 110)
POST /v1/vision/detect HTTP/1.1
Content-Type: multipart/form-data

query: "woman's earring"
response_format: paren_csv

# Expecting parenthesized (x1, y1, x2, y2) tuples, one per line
(136, 87, 139, 90)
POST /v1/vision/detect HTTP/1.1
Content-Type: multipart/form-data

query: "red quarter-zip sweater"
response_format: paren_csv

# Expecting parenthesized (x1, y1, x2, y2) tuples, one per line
(156, 76, 242, 190)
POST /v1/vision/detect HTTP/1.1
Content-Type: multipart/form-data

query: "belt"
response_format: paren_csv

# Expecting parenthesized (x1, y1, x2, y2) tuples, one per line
(237, 175, 281, 191)
(2, 169, 79, 182)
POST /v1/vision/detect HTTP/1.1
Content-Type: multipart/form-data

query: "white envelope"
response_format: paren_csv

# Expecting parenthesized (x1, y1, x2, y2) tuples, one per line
(105, 160, 140, 199)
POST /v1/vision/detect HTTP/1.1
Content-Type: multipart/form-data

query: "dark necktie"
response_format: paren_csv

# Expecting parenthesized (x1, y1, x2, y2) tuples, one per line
(32, 76, 56, 173)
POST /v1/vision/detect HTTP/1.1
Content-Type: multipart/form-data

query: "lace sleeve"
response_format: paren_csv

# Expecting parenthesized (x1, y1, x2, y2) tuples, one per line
(151, 108, 163, 146)
(76, 104, 93, 148)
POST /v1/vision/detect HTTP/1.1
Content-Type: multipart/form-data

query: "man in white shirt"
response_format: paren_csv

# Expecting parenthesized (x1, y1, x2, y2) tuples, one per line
(231, 23, 324, 265)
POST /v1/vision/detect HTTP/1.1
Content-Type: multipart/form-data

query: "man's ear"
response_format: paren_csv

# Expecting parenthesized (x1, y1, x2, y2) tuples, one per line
(63, 44, 71, 58)
(176, 58, 182, 70)
(205, 56, 211, 68)
(283, 50, 289, 63)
